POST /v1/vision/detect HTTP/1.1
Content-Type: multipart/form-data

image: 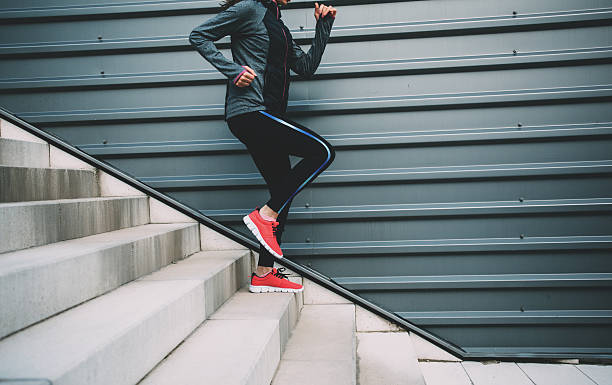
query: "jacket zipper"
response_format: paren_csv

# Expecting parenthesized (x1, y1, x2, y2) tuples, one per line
(273, 0, 287, 104)
(281, 27, 287, 102)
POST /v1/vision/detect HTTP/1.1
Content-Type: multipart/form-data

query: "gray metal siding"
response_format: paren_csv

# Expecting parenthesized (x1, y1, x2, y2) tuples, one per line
(1, 0, 611, 358)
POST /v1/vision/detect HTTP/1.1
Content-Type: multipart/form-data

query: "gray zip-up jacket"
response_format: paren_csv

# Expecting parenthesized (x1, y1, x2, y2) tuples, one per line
(189, 0, 335, 121)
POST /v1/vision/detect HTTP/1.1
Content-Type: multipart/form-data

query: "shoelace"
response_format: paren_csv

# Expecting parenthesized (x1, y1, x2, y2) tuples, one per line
(271, 221, 280, 235)
(273, 267, 289, 279)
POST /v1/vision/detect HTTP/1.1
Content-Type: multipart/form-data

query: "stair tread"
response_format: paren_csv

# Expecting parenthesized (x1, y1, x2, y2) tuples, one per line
(141, 318, 280, 385)
(0, 137, 48, 168)
(0, 222, 196, 273)
(208, 288, 298, 321)
(0, 195, 150, 254)
(0, 276, 203, 378)
(0, 164, 99, 202)
(0, 164, 95, 172)
(0, 118, 47, 144)
(0, 195, 146, 207)
(355, 331, 425, 385)
(138, 286, 300, 384)
(271, 304, 357, 385)
(0, 248, 250, 382)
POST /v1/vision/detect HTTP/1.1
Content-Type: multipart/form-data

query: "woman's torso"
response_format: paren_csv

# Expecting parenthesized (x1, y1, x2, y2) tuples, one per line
(224, 0, 294, 121)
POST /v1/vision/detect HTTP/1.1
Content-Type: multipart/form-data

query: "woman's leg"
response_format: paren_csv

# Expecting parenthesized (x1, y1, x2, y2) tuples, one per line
(255, 196, 293, 271)
(227, 111, 291, 269)
(226, 109, 336, 261)
(254, 111, 336, 214)
(245, 146, 294, 270)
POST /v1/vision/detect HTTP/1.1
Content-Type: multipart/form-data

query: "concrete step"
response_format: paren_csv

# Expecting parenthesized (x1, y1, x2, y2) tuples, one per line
(0, 248, 252, 385)
(137, 281, 303, 385)
(270, 303, 357, 385)
(0, 195, 150, 254)
(0, 222, 200, 340)
(0, 138, 49, 168)
(356, 331, 426, 385)
(0, 165, 98, 203)
(294, 274, 430, 385)
(0, 118, 47, 144)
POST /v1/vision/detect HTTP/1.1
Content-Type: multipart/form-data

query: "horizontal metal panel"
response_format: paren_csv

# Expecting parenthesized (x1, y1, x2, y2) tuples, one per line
(277, 249, 612, 277)
(0, 0, 397, 21)
(77, 122, 612, 157)
(202, 198, 612, 220)
(1, 5, 611, 56)
(4, 61, 610, 104)
(0, 0, 218, 20)
(82, 135, 612, 177)
(396, 310, 612, 325)
(278, 236, 612, 255)
(1, 46, 610, 91)
(426, 325, 612, 354)
(2, 0, 609, 21)
(357, 287, 612, 311)
(334, 273, 612, 290)
(39, 101, 612, 144)
(2, 25, 610, 88)
(8, 85, 612, 123)
(217, 212, 612, 245)
(160, 173, 612, 213)
(138, 159, 612, 188)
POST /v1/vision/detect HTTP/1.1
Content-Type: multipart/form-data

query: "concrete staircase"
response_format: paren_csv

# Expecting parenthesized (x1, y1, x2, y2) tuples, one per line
(0, 118, 306, 385)
(0, 116, 441, 385)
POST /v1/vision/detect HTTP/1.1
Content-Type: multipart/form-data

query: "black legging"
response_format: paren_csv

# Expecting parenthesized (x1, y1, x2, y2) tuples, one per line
(226, 109, 336, 267)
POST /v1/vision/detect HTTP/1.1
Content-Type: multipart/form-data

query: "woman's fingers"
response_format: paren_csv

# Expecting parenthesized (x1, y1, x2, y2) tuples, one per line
(315, 3, 329, 20)
(314, 3, 336, 20)
(236, 65, 257, 87)
(237, 75, 252, 87)
(321, 5, 329, 17)
(243, 67, 256, 83)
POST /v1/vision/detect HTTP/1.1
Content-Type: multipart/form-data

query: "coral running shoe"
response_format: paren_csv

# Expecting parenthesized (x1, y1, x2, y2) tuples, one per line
(243, 207, 283, 258)
(249, 267, 303, 293)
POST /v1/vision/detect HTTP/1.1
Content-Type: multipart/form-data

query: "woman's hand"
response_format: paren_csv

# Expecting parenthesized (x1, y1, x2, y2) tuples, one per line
(314, 2, 337, 21)
(235, 65, 257, 87)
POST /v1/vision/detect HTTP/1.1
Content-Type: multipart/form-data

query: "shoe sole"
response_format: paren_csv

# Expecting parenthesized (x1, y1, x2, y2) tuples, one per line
(249, 284, 303, 293)
(243, 214, 283, 258)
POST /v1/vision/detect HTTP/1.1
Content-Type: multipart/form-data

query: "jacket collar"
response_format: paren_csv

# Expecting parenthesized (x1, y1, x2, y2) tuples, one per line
(259, 0, 281, 18)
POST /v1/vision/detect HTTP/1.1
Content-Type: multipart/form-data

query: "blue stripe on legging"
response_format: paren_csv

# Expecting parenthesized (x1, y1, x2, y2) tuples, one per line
(259, 110, 331, 213)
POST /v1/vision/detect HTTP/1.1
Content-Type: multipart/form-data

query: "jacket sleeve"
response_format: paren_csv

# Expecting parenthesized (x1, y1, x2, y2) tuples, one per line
(189, 3, 251, 86)
(288, 13, 335, 79)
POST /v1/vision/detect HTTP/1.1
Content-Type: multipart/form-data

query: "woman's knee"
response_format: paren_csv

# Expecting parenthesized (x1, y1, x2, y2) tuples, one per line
(326, 142, 336, 165)
(314, 140, 335, 168)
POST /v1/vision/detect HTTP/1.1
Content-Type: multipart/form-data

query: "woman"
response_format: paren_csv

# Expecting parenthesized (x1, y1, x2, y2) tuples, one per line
(189, 0, 338, 293)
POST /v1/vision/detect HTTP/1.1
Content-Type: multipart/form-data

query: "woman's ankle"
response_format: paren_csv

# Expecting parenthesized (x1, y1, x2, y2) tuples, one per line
(259, 205, 278, 221)
(255, 266, 273, 276)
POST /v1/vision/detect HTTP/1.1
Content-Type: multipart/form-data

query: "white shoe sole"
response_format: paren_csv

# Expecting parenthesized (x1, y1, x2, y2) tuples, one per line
(249, 284, 303, 293)
(243, 214, 283, 258)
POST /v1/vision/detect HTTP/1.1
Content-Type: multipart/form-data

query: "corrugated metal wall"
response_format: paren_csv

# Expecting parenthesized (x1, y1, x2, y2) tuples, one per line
(1, 0, 611, 358)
